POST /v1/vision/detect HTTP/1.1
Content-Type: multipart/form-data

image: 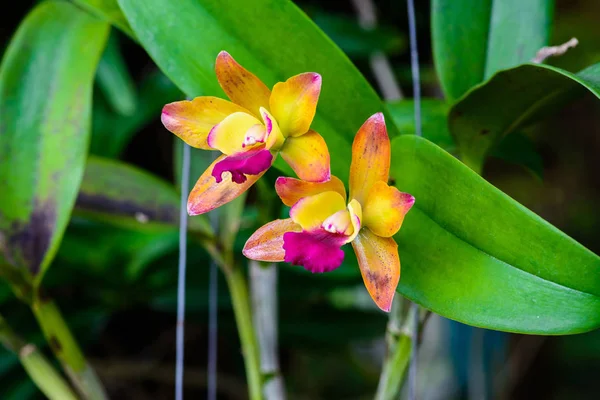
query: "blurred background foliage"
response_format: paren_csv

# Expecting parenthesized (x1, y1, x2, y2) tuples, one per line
(1, 0, 600, 399)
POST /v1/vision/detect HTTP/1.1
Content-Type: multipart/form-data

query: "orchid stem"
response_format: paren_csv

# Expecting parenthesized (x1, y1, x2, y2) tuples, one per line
(224, 264, 263, 400)
(32, 292, 108, 400)
(0, 314, 78, 400)
(374, 297, 415, 400)
(250, 260, 285, 400)
(0, 265, 107, 400)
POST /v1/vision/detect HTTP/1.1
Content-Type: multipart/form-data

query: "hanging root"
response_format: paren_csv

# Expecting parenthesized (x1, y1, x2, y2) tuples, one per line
(531, 37, 579, 63)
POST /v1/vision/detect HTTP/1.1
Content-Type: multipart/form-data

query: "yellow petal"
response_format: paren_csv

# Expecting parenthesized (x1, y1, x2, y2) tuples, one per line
(243, 219, 302, 262)
(206, 112, 262, 155)
(363, 181, 415, 237)
(161, 97, 248, 149)
(352, 228, 400, 312)
(289, 191, 346, 230)
(349, 113, 390, 204)
(215, 51, 271, 118)
(275, 176, 346, 207)
(187, 154, 271, 215)
(270, 72, 321, 137)
(280, 130, 331, 182)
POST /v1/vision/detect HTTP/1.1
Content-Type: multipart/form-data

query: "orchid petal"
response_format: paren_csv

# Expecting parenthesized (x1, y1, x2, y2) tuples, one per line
(363, 181, 415, 237)
(270, 72, 322, 137)
(349, 113, 390, 204)
(260, 108, 285, 150)
(215, 51, 271, 117)
(275, 176, 346, 207)
(243, 218, 301, 262)
(351, 228, 400, 312)
(283, 229, 346, 273)
(207, 112, 262, 155)
(279, 130, 331, 182)
(161, 97, 248, 149)
(187, 154, 273, 215)
(289, 191, 346, 230)
(212, 149, 273, 184)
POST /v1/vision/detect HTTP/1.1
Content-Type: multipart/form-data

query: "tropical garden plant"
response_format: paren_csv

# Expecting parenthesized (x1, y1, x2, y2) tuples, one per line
(0, 0, 599, 399)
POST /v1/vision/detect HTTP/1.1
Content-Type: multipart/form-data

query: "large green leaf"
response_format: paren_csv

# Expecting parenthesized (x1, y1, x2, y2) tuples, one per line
(57, 218, 179, 283)
(387, 100, 545, 178)
(391, 135, 600, 334)
(72, 0, 134, 39)
(76, 157, 212, 236)
(90, 70, 182, 158)
(0, 1, 109, 283)
(96, 31, 137, 116)
(117, 0, 394, 182)
(310, 11, 405, 58)
(449, 63, 600, 172)
(386, 99, 454, 151)
(432, 0, 552, 101)
(490, 132, 544, 180)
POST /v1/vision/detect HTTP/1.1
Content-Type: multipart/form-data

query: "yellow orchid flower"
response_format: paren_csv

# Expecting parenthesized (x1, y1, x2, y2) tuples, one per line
(161, 51, 330, 215)
(243, 113, 415, 311)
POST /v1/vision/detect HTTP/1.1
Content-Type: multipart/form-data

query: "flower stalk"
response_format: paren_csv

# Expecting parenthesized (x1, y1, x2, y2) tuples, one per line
(374, 297, 415, 400)
(201, 231, 266, 400)
(0, 314, 78, 400)
(32, 292, 108, 400)
(250, 260, 285, 400)
(224, 264, 263, 400)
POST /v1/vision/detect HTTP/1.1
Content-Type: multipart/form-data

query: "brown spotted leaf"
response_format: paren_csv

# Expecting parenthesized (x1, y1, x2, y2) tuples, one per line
(0, 2, 109, 283)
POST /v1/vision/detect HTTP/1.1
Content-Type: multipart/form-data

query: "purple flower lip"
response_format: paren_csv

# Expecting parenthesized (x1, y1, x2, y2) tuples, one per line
(283, 229, 347, 273)
(212, 148, 273, 184)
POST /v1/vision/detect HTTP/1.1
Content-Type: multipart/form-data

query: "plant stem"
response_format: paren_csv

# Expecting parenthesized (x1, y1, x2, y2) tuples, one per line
(32, 293, 108, 400)
(0, 314, 78, 400)
(250, 260, 285, 400)
(374, 297, 416, 400)
(224, 265, 263, 400)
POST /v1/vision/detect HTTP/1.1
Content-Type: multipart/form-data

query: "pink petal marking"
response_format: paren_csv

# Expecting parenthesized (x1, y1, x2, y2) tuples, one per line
(283, 229, 347, 273)
(262, 111, 273, 134)
(212, 148, 273, 184)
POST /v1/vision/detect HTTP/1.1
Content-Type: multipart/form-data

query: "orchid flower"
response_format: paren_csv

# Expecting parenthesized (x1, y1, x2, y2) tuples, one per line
(242, 113, 414, 311)
(161, 51, 330, 215)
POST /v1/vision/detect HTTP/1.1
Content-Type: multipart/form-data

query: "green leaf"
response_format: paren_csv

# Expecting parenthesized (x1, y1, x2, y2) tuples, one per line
(96, 31, 137, 116)
(483, 0, 553, 78)
(432, 0, 552, 101)
(391, 135, 600, 334)
(310, 11, 405, 58)
(72, 0, 135, 39)
(60, 218, 181, 286)
(0, 1, 109, 283)
(449, 63, 600, 173)
(55, 218, 179, 289)
(76, 156, 212, 236)
(386, 100, 544, 177)
(90, 70, 182, 158)
(117, 0, 395, 182)
(386, 99, 454, 151)
(491, 132, 544, 180)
